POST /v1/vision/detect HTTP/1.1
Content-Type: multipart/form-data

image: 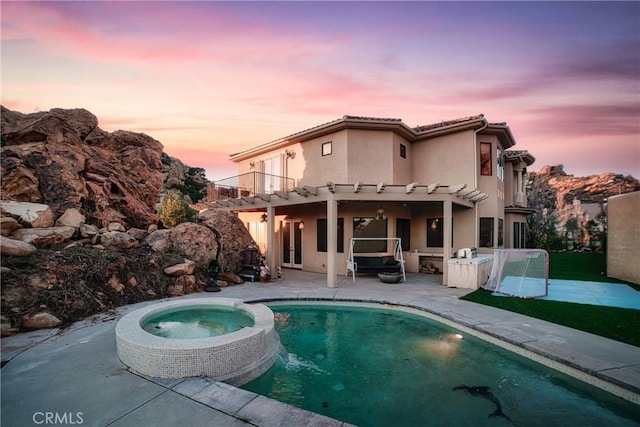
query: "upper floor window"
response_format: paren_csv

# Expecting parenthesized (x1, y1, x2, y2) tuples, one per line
(322, 141, 332, 156)
(480, 143, 492, 175)
(400, 143, 407, 159)
(497, 147, 504, 181)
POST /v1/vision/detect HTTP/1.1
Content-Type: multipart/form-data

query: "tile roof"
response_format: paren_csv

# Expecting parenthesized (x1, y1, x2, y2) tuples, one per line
(505, 150, 529, 157)
(413, 114, 484, 133)
(342, 115, 403, 122)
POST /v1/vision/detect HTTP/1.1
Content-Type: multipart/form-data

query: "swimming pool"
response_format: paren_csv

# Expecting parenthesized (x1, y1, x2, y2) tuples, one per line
(241, 303, 640, 426)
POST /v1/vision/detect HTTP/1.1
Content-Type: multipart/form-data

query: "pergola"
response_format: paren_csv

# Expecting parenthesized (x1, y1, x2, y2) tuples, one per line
(211, 181, 488, 288)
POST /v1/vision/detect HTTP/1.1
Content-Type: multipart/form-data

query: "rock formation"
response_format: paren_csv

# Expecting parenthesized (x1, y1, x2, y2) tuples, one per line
(0, 106, 257, 336)
(527, 165, 639, 247)
(531, 165, 639, 206)
(1, 105, 163, 229)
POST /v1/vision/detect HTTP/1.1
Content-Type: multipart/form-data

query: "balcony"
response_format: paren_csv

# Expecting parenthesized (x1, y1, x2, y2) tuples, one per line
(207, 172, 295, 201)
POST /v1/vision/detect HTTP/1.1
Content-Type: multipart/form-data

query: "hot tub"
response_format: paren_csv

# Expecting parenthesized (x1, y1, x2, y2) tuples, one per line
(115, 298, 280, 385)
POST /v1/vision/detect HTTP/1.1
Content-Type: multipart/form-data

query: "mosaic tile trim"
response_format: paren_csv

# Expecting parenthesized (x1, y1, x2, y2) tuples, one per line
(115, 298, 279, 380)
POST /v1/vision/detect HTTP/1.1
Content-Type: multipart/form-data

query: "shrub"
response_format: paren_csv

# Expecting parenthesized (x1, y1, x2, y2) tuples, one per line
(158, 191, 196, 227)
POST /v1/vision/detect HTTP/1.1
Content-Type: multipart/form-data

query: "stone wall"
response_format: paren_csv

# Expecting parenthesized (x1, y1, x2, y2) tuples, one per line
(607, 191, 640, 284)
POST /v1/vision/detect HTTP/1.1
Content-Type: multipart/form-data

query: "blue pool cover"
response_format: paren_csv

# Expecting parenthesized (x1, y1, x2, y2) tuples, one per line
(494, 278, 640, 309)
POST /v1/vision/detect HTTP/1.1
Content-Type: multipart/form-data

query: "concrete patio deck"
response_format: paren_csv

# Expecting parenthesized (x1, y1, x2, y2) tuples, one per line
(2, 271, 639, 426)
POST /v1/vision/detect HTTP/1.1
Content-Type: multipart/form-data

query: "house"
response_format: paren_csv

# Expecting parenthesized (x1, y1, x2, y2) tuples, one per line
(209, 114, 536, 288)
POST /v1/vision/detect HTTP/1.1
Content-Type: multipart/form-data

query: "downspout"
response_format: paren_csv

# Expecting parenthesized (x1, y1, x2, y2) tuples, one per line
(473, 119, 489, 248)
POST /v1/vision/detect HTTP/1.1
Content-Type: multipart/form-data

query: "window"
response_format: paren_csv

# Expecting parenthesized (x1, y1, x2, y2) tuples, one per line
(498, 218, 504, 247)
(322, 141, 332, 156)
(396, 218, 410, 251)
(400, 143, 407, 159)
(514, 222, 527, 248)
(480, 142, 492, 176)
(317, 218, 344, 253)
(497, 147, 504, 181)
(427, 218, 443, 247)
(353, 217, 387, 252)
(479, 217, 494, 247)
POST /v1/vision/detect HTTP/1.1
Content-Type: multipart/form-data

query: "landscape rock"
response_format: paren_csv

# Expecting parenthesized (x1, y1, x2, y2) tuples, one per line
(144, 222, 217, 268)
(80, 223, 100, 238)
(0, 217, 22, 237)
(0, 235, 37, 256)
(127, 227, 148, 240)
(22, 312, 62, 330)
(164, 259, 196, 276)
(198, 209, 256, 272)
(175, 274, 197, 293)
(108, 275, 125, 293)
(100, 231, 139, 249)
(108, 222, 126, 232)
(166, 283, 185, 296)
(55, 207, 85, 232)
(0, 200, 54, 228)
(217, 272, 244, 285)
(11, 226, 75, 247)
(1, 315, 15, 337)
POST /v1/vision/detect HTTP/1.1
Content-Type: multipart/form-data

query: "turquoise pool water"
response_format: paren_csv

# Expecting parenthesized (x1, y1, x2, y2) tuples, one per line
(241, 304, 640, 426)
(141, 306, 254, 339)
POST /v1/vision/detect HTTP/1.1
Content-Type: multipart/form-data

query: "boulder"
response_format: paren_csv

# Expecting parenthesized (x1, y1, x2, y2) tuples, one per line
(108, 222, 126, 232)
(11, 226, 75, 247)
(0, 217, 22, 237)
(144, 222, 217, 268)
(127, 227, 148, 240)
(100, 231, 139, 249)
(80, 223, 100, 238)
(1, 315, 15, 337)
(166, 283, 185, 296)
(164, 259, 196, 276)
(55, 207, 85, 232)
(175, 274, 197, 293)
(0, 235, 37, 256)
(198, 209, 256, 272)
(108, 274, 125, 293)
(0, 200, 54, 228)
(22, 312, 62, 330)
(218, 272, 244, 285)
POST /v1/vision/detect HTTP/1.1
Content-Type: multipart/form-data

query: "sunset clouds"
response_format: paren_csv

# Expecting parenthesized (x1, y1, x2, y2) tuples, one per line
(2, 1, 638, 179)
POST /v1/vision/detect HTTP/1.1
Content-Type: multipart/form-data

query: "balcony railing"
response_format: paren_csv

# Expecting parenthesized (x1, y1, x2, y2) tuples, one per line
(208, 172, 295, 201)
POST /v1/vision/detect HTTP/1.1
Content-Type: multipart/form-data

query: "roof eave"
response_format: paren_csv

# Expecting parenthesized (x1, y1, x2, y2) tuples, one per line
(483, 123, 517, 149)
(414, 116, 487, 139)
(230, 117, 416, 162)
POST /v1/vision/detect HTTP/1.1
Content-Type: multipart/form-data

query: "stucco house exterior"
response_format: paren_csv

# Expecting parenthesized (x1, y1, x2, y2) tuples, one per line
(209, 114, 535, 288)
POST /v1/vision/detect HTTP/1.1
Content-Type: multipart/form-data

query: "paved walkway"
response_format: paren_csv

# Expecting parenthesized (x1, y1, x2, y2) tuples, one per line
(2, 271, 639, 426)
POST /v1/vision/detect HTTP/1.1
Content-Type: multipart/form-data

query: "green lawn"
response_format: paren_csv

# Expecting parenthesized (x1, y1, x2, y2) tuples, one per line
(461, 252, 640, 347)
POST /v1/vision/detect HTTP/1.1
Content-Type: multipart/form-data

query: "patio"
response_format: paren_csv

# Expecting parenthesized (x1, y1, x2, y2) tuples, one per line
(1, 271, 638, 426)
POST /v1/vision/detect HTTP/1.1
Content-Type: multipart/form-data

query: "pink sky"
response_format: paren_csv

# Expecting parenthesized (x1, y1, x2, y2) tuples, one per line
(2, 1, 638, 180)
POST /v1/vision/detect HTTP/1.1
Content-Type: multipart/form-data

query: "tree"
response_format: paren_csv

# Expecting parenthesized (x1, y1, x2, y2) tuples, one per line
(158, 190, 196, 227)
(527, 208, 563, 250)
(564, 216, 581, 250)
